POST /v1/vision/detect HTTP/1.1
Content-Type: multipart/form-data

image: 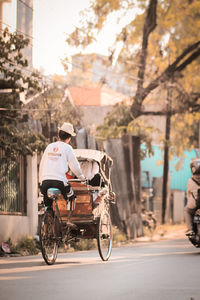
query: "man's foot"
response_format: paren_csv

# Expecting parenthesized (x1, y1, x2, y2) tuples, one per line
(185, 229, 194, 236)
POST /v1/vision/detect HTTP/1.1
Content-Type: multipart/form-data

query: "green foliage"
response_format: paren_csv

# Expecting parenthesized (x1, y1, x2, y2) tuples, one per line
(70, 226, 127, 251)
(0, 28, 41, 92)
(28, 78, 83, 140)
(170, 112, 200, 156)
(14, 236, 40, 255)
(5, 236, 40, 256)
(0, 28, 46, 156)
(112, 226, 127, 245)
(0, 124, 47, 157)
(70, 239, 97, 251)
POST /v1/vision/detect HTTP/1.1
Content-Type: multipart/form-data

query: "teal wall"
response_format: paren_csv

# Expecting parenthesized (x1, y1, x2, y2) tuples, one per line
(141, 145, 199, 191)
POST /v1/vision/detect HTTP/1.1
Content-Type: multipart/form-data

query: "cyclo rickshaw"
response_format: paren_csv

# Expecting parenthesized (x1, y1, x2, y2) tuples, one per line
(39, 149, 115, 265)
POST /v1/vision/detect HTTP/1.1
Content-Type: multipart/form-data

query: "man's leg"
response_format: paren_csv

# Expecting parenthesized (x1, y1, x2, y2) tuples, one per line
(63, 183, 76, 210)
(185, 206, 196, 235)
(40, 180, 53, 207)
(41, 180, 69, 207)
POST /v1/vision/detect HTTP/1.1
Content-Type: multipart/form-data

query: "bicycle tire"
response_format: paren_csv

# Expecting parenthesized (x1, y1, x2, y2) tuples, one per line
(97, 210, 112, 261)
(39, 211, 58, 265)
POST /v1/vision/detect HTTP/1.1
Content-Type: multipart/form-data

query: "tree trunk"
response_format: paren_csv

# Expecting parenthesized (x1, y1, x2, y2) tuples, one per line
(162, 112, 171, 224)
(162, 86, 172, 224)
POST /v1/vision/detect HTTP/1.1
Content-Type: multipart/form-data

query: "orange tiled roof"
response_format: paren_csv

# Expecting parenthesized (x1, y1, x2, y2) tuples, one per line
(69, 86, 101, 106)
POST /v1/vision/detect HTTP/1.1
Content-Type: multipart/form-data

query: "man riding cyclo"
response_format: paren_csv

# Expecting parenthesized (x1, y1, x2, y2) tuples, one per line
(39, 122, 86, 216)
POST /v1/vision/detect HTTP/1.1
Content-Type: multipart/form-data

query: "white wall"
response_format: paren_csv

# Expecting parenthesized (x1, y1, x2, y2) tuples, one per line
(172, 190, 185, 224)
(26, 152, 38, 236)
(0, 153, 38, 243)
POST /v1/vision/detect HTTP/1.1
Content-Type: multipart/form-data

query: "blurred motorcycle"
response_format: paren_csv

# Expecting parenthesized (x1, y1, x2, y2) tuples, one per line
(187, 189, 200, 248)
(141, 208, 157, 232)
(141, 190, 157, 232)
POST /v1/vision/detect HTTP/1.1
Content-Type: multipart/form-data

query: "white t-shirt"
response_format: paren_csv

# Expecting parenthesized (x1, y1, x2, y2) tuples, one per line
(39, 141, 85, 185)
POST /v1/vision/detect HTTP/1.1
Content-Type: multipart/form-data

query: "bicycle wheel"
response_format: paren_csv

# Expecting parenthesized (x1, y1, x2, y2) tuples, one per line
(39, 211, 58, 265)
(97, 210, 112, 261)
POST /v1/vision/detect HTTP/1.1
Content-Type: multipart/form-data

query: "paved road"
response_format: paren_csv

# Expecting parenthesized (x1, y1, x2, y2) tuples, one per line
(0, 238, 200, 300)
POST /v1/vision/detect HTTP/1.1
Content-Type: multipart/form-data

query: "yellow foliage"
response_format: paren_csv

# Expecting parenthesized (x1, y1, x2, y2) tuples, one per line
(157, 159, 163, 166)
(185, 114, 195, 126)
(66, 0, 200, 157)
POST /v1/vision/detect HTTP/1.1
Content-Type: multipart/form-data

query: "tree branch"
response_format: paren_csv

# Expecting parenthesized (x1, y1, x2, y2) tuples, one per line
(135, 0, 158, 103)
(142, 91, 200, 116)
(142, 105, 200, 115)
(139, 41, 200, 102)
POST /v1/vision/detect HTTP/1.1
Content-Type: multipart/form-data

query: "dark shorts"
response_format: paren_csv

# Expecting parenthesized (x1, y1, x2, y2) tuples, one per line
(40, 180, 71, 207)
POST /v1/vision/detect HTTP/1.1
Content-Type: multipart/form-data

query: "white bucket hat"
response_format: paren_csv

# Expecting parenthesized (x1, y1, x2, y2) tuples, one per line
(58, 122, 76, 136)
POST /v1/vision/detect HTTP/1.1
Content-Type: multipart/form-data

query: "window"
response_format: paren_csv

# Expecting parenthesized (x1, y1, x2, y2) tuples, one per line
(0, 149, 27, 214)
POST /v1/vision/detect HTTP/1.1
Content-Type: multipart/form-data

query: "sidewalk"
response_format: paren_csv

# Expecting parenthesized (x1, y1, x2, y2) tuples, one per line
(135, 223, 186, 243)
(0, 223, 187, 257)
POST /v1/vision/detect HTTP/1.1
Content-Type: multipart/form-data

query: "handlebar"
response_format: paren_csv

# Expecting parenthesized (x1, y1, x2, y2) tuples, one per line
(68, 179, 82, 182)
(68, 179, 89, 184)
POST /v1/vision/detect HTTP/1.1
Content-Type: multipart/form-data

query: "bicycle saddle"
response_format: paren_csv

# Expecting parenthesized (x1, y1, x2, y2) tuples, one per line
(47, 188, 61, 198)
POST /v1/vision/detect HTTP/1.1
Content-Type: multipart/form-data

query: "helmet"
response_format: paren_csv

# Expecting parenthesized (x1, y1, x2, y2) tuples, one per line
(190, 159, 200, 175)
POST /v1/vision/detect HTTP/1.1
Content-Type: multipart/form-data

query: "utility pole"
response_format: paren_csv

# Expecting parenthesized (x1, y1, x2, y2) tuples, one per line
(162, 49, 172, 224)
(162, 88, 171, 224)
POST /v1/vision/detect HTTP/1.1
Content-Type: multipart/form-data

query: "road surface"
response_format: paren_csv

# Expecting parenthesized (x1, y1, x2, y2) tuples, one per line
(0, 238, 200, 300)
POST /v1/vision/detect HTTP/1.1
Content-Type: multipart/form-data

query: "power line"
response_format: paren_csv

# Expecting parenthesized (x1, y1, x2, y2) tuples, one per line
(1, 11, 139, 85)
(0, 108, 58, 111)
(66, 59, 142, 83)
(1, 3, 143, 85)
(0, 20, 34, 42)
(0, 38, 136, 99)
(0, 19, 139, 94)
(0, 64, 41, 79)
(0, 23, 53, 86)
(0, 58, 52, 86)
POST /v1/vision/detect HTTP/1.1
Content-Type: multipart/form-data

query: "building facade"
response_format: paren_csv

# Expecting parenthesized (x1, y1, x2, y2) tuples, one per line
(0, 0, 37, 242)
(0, 0, 33, 66)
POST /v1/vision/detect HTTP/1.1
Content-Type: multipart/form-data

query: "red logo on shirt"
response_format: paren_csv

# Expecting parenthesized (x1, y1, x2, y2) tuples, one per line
(53, 147, 59, 152)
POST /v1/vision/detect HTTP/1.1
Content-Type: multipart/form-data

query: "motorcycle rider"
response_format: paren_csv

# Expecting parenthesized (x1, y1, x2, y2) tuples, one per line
(185, 159, 200, 236)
